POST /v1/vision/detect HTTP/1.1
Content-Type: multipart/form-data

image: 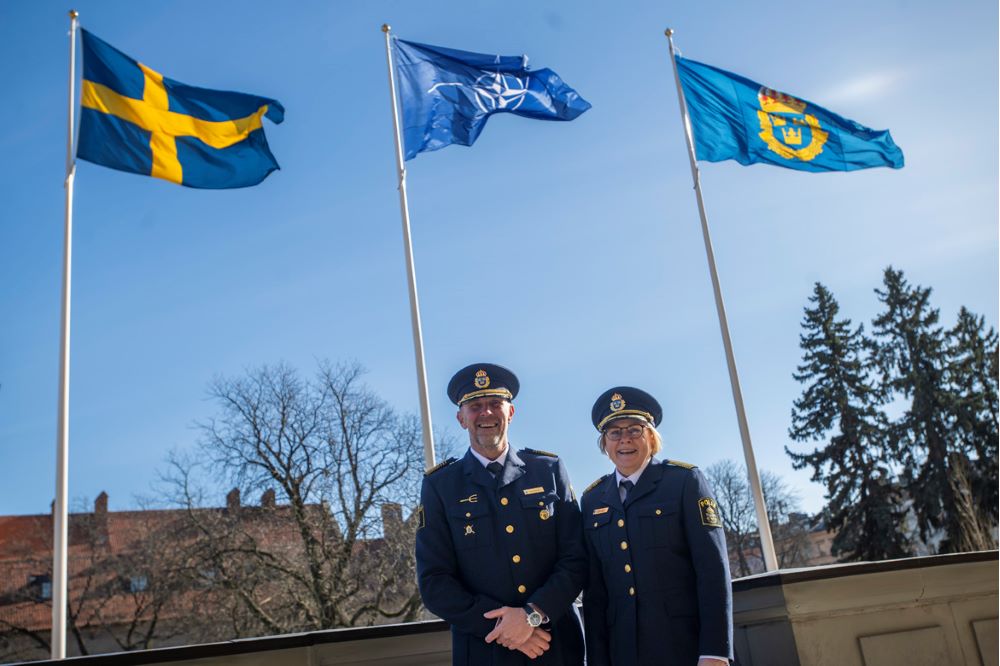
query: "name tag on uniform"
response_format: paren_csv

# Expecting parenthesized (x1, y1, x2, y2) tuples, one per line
(522, 487, 545, 495)
(592, 507, 609, 515)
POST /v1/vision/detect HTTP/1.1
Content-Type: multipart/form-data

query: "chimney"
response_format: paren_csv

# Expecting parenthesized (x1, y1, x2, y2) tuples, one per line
(94, 492, 109, 544)
(381, 503, 403, 537)
(260, 489, 276, 508)
(94, 492, 108, 515)
(226, 488, 241, 512)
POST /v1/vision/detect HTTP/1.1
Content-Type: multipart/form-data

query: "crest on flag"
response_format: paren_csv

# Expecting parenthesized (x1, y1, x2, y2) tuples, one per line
(756, 88, 828, 162)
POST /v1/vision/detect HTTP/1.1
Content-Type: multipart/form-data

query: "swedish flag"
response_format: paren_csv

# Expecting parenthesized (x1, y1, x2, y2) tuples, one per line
(77, 30, 284, 189)
(676, 56, 903, 173)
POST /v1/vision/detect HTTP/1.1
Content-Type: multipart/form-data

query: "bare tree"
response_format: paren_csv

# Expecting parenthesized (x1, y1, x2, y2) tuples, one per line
(161, 361, 428, 638)
(705, 461, 811, 576)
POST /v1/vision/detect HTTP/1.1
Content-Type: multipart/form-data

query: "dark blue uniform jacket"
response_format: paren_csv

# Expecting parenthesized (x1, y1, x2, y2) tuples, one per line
(416, 446, 586, 666)
(581, 459, 733, 666)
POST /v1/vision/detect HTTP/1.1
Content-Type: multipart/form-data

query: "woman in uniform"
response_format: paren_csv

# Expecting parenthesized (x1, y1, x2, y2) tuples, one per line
(580, 386, 733, 666)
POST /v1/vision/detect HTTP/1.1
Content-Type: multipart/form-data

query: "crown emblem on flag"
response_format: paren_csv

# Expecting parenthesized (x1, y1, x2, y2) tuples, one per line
(756, 86, 828, 162)
(474, 369, 490, 389)
(610, 393, 625, 412)
(758, 87, 807, 115)
(780, 126, 803, 145)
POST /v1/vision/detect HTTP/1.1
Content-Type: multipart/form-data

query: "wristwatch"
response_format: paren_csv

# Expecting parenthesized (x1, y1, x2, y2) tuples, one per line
(523, 606, 543, 627)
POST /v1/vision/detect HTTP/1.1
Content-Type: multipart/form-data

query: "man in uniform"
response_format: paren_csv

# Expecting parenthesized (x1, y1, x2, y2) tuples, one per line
(416, 363, 586, 665)
(581, 386, 733, 666)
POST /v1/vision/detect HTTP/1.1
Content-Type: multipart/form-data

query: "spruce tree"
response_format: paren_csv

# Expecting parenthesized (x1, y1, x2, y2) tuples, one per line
(944, 307, 999, 545)
(788, 282, 910, 561)
(870, 268, 990, 552)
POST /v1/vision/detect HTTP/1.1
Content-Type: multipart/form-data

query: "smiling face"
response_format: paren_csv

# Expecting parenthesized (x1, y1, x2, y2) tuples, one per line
(602, 417, 654, 477)
(457, 396, 514, 459)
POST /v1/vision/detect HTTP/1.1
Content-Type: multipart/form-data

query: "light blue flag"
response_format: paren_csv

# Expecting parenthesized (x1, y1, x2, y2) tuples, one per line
(676, 56, 903, 172)
(78, 30, 284, 189)
(392, 38, 591, 160)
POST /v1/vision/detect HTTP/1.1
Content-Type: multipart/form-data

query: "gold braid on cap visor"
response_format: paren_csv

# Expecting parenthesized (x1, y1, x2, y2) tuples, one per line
(458, 388, 514, 404)
(597, 410, 654, 431)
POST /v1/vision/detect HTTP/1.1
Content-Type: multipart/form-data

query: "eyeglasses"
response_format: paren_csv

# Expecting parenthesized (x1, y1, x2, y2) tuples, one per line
(604, 424, 647, 442)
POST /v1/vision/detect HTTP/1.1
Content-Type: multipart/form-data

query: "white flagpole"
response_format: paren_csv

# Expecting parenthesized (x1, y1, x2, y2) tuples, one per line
(381, 24, 436, 470)
(53, 9, 79, 659)
(664, 28, 778, 572)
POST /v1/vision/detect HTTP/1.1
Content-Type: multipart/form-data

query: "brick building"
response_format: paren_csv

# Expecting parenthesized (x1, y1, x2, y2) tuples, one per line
(0, 491, 417, 662)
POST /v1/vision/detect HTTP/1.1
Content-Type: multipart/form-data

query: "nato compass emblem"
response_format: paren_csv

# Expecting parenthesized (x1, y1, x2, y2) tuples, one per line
(756, 87, 829, 162)
(429, 70, 530, 113)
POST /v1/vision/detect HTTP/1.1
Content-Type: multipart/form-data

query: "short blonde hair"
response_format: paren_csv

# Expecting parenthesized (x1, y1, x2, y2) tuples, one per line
(598, 423, 663, 456)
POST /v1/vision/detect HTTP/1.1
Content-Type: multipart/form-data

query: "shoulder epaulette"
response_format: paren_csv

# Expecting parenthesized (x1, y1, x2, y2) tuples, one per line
(522, 448, 558, 458)
(667, 459, 697, 470)
(583, 474, 610, 494)
(424, 457, 456, 476)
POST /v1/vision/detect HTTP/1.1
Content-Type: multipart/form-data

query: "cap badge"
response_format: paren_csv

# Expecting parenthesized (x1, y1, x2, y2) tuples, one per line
(610, 393, 625, 412)
(474, 369, 490, 389)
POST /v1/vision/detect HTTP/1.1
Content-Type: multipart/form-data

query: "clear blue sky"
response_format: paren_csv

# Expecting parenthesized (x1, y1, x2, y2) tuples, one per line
(0, 1, 996, 518)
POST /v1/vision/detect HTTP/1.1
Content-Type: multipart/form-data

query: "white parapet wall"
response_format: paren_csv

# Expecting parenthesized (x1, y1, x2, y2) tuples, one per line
(15, 551, 997, 666)
(733, 550, 998, 666)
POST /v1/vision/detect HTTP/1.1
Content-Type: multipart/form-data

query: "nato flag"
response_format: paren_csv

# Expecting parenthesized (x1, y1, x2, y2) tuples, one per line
(676, 56, 903, 173)
(392, 38, 591, 160)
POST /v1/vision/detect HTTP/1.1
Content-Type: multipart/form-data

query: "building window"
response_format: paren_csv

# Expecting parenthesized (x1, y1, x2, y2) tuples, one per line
(28, 575, 52, 601)
(128, 575, 148, 592)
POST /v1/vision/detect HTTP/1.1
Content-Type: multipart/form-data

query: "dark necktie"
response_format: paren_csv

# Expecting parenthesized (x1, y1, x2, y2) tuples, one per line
(620, 479, 634, 502)
(487, 461, 503, 479)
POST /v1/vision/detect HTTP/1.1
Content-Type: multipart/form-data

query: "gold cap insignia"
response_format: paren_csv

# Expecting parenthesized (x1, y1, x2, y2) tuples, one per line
(610, 393, 625, 412)
(474, 369, 490, 389)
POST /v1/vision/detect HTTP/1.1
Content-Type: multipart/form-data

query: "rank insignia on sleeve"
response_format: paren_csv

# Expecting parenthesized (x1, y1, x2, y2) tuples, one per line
(699, 497, 722, 527)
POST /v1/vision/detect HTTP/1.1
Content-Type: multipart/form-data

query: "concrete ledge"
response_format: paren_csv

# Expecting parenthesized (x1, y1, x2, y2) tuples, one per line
(16, 552, 998, 666)
(733, 550, 999, 666)
(15, 620, 451, 666)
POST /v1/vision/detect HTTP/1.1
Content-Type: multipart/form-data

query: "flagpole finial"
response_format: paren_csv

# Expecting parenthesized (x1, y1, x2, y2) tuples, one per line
(665, 28, 674, 37)
(69, 9, 78, 19)
(382, 24, 391, 33)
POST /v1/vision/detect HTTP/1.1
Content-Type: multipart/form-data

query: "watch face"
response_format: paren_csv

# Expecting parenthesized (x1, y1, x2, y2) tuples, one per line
(525, 610, 542, 627)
